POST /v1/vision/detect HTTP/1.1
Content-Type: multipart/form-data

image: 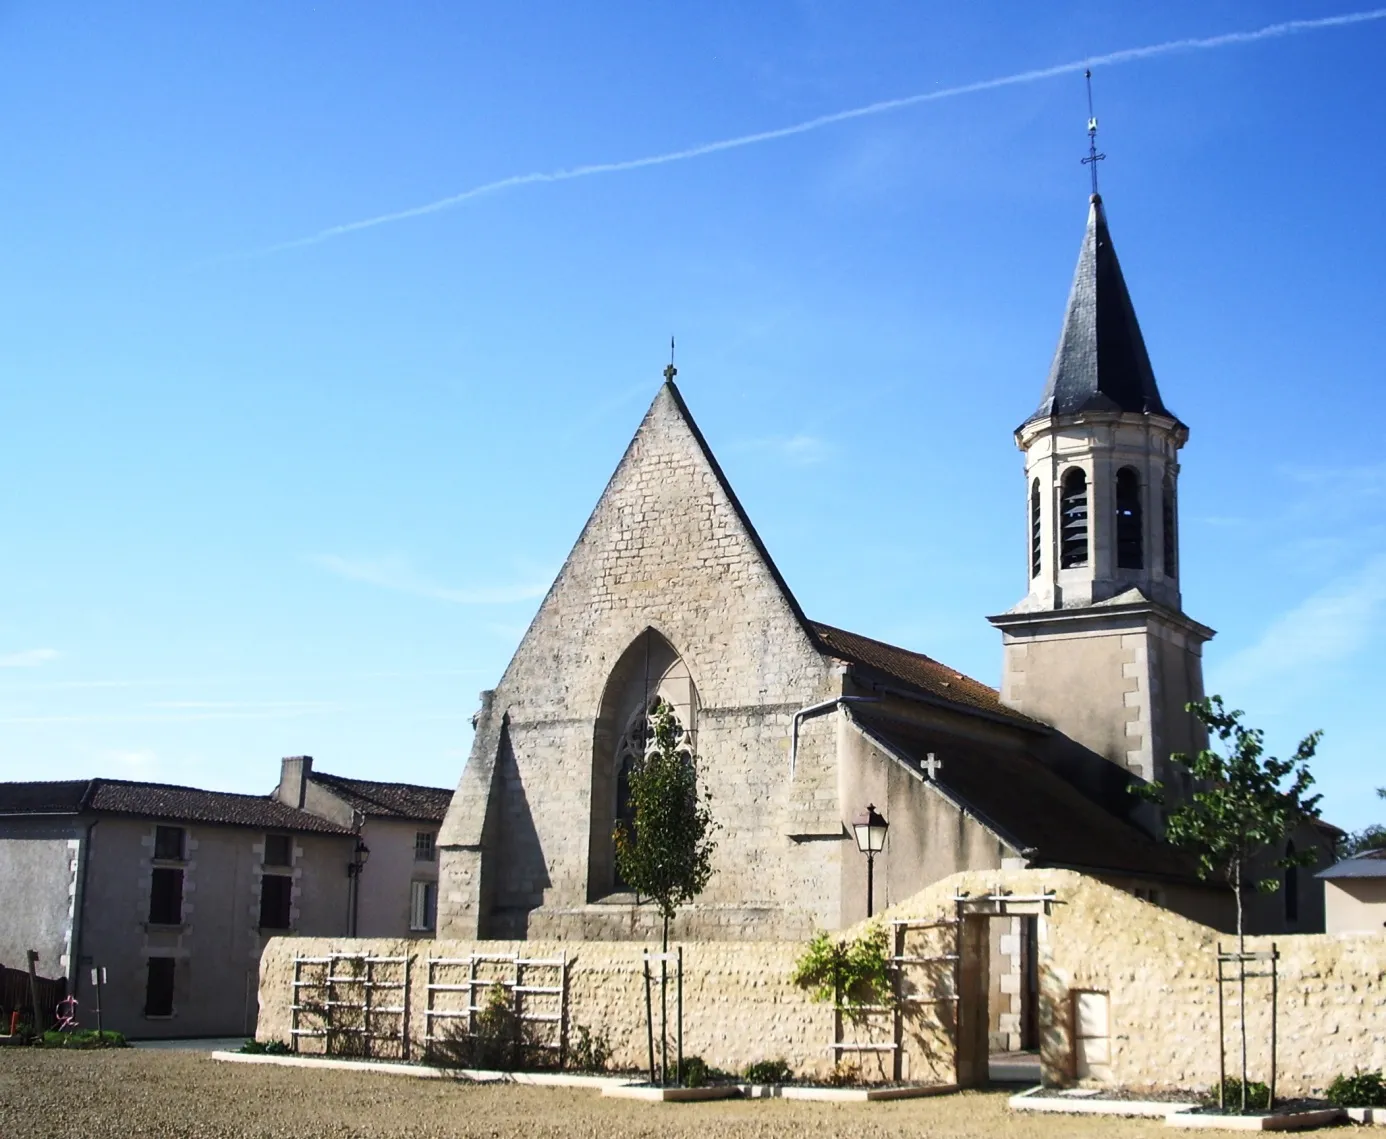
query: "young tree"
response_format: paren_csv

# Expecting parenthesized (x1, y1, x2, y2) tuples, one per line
(1135, 696, 1323, 1111)
(614, 699, 718, 1086)
(613, 698, 719, 952)
(1136, 696, 1323, 943)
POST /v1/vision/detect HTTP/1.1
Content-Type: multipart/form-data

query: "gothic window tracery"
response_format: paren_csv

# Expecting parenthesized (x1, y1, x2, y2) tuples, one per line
(1116, 466, 1143, 570)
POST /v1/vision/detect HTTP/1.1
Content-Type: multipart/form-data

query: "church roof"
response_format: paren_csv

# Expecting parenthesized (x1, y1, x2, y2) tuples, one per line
(811, 622, 1042, 729)
(1024, 194, 1179, 428)
(850, 709, 1199, 882)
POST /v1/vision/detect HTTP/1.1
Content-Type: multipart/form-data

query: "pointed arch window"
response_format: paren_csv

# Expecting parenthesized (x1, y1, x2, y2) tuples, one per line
(1162, 473, 1178, 579)
(612, 697, 692, 888)
(1029, 478, 1042, 579)
(1059, 467, 1089, 569)
(1116, 467, 1143, 570)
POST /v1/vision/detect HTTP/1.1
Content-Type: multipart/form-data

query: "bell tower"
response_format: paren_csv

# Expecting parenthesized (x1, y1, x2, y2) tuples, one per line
(988, 190, 1213, 789)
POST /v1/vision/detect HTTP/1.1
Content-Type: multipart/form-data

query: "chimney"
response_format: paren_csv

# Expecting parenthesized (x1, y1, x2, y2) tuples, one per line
(278, 756, 312, 809)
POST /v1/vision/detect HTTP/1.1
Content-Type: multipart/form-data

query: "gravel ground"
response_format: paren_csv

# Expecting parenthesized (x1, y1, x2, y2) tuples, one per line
(0, 1049, 1164, 1139)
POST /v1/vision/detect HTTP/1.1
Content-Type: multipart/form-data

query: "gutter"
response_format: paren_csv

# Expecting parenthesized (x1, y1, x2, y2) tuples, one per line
(789, 696, 880, 779)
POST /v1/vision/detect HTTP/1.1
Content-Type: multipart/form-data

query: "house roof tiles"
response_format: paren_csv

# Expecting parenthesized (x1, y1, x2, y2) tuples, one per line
(308, 773, 452, 822)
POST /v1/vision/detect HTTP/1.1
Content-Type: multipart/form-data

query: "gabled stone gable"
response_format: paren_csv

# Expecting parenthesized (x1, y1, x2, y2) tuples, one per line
(439, 382, 842, 940)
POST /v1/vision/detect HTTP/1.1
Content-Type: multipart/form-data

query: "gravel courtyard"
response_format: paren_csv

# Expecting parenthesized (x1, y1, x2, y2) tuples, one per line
(0, 1049, 1166, 1139)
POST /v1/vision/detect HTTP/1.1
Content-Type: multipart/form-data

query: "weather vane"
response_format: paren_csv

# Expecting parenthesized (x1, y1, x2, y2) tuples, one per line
(664, 336, 677, 383)
(1082, 68, 1106, 197)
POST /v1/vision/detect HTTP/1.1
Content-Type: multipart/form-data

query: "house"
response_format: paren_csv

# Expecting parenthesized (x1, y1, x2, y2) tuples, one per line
(436, 190, 1335, 946)
(1318, 850, 1386, 933)
(0, 778, 354, 1038)
(272, 756, 451, 937)
(0, 760, 452, 1038)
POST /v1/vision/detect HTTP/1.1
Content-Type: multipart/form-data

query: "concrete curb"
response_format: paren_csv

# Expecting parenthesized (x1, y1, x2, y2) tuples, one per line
(602, 1085, 738, 1102)
(1008, 1086, 1195, 1118)
(1164, 1109, 1345, 1131)
(210, 1051, 625, 1088)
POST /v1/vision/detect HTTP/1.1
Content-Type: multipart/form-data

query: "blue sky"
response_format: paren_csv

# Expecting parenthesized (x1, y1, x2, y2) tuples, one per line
(2, 3, 1384, 831)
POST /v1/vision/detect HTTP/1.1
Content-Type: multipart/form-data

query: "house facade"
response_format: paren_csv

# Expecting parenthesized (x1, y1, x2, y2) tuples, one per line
(1, 760, 452, 1039)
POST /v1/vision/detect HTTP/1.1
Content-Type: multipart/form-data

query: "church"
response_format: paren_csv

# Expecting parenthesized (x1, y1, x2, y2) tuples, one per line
(436, 190, 1334, 943)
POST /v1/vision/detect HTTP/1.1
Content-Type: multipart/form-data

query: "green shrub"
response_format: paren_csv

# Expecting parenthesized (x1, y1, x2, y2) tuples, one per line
(239, 1038, 291, 1055)
(743, 1058, 793, 1084)
(566, 1024, 611, 1073)
(680, 1055, 710, 1088)
(1213, 1077, 1272, 1113)
(40, 1029, 127, 1049)
(1327, 1070, 1386, 1108)
(791, 924, 890, 1009)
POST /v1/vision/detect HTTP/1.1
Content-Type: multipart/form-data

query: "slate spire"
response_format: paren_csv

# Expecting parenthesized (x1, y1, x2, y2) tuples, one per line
(1025, 194, 1179, 427)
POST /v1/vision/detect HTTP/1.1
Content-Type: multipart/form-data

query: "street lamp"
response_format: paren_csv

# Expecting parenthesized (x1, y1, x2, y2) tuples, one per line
(346, 841, 371, 936)
(852, 804, 889, 918)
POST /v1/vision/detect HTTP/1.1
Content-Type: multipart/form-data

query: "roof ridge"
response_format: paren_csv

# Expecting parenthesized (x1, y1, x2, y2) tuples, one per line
(310, 771, 451, 793)
(810, 620, 944, 668)
(89, 776, 277, 800)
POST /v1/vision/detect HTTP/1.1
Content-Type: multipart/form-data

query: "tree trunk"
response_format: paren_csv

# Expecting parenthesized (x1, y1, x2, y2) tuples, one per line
(1234, 861, 1248, 1113)
(660, 913, 669, 1086)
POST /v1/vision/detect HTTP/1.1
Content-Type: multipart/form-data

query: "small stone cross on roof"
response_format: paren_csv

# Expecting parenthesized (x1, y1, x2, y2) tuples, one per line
(923, 752, 942, 780)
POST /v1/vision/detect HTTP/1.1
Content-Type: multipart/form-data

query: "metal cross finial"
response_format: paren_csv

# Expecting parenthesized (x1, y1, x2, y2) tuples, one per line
(1081, 68, 1106, 197)
(663, 336, 677, 383)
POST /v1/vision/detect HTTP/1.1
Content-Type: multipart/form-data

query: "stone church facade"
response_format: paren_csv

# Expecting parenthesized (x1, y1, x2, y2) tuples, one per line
(437, 192, 1333, 943)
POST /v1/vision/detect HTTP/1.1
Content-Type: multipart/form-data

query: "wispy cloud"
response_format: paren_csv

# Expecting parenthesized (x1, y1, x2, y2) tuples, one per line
(733, 433, 834, 466)
(310, 554, 548, 605)
(1212, 551, 1386, 699)
(237, 9, 1386, 257)
(0, 648, 60, 668)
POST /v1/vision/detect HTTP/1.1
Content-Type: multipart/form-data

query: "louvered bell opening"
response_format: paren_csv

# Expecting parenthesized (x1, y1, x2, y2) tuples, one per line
(1116, 467, 1143, 570)
(1060, 468, 1089, 569)
(1162, 477, 1177, 579)
(1029, 479, 1042, 578)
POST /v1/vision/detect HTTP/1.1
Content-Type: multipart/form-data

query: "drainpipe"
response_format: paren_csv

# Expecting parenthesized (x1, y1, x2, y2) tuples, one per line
(789, 697, 880, 779)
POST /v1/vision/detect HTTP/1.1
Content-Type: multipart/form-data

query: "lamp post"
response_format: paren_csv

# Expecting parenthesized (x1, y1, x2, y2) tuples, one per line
(852, 804, 889, 918)
(346, 841, 371, 936)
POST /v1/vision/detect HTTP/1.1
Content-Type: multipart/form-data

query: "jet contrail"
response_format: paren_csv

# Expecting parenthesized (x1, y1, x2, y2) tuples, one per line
(248, 9, 1386, 257)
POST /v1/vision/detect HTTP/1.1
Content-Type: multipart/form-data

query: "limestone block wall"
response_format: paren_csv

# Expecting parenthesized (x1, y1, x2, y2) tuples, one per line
(886, 868, 1386, 1096)
(437, 383, 840, 942)
(258, 935, 882, 1080)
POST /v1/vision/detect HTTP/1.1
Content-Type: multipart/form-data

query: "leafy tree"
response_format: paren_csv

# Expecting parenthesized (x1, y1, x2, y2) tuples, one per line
(613, 698, 718, 952)
(1134, 696, 1323, 946)
(1339, 789, 1386, 858)
(1134, 696, 1323, 1114)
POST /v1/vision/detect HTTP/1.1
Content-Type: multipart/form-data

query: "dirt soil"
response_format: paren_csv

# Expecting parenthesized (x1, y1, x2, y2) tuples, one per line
(0, 1049, 1167, 1139)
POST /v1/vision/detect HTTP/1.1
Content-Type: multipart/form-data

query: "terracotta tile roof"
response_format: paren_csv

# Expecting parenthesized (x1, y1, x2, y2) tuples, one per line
(0, 778, 353, 835)
(810, 622, 1043, 729)
(852, 709, 1199, 883)
(309, 773, 452, 822)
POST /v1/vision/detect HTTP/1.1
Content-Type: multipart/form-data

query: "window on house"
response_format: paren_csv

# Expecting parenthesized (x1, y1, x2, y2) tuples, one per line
(148, 868, 184, 925)
(1285, 841, 1299, 924)
(410, 881, 437, 932)
(144, 957, 175, 1017)
(259, 874, 293, 930)
(414, 831, 436, 862)
(1162, 473, 1178, 579)
(263, 834, 292, 867)
(154, 825, 185, 861)
(1116, 467, 1143, 570)
(1029, 478, 1042, 579)
(1059, 467, 1089, 569)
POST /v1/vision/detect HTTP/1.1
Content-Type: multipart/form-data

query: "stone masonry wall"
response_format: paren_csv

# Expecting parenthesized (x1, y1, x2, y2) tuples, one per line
(887, 868, 1386, 1096)
(258, 870, 1386, 1094)
(438, 382, 840, 941)
(255, 933, 955, 1083)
